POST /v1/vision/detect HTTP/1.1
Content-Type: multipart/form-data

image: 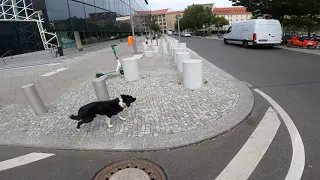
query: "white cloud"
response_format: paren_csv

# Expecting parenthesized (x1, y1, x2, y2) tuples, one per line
(148, 0, 232, 11)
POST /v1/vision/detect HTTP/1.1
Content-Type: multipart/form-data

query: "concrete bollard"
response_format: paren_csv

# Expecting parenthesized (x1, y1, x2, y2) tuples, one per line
(153, 45, 160, 53)
(162, 42, 168, 54)
(145, 51, 155, 58)
(147, 39, 152, 45)
(21, 84, 48, 115)
(177, 52, 191, 72)
(173, 48, 183, 64)
(183, 59, 203, 89)
(152, 40, 157, 46)
(179, 43, 187, 52)
(142, 42, 149, 51)
(122, 57, 140, 82)
(92, 77, 110, 101)
(171, 45, 179, 57)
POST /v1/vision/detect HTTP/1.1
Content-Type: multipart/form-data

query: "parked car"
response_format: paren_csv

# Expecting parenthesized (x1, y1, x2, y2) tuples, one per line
(223, 19, 282, 48)
(281, 34, 293, 45)
(286, 36, 318, 49)
(184, 33, 191, 37)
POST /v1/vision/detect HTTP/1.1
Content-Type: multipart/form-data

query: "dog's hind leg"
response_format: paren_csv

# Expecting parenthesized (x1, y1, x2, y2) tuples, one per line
(76, 121, 84, 131)
(106, 117, 114, 128)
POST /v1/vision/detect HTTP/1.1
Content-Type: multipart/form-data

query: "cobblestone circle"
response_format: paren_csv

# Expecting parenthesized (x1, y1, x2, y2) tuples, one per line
(0, 40, 249, 150)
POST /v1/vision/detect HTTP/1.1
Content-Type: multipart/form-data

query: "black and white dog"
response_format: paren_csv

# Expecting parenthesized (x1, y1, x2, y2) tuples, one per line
(69, 94, 136, 131)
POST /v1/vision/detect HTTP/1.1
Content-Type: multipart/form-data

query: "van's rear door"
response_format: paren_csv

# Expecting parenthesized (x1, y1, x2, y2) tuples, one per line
(268, 22, 282, 44)
(256, 20, 282, 44)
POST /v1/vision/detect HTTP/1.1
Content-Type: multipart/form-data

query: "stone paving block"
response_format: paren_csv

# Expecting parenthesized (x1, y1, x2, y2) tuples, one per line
(49, 75, 70, 91)
(38, 78, 59, 92)
(58, 72, 76, 82)
(0, 90, 15, 104)
(13, 89, 27, 104)
(0, 77, 11, 89)
(10, 76, 22, 89)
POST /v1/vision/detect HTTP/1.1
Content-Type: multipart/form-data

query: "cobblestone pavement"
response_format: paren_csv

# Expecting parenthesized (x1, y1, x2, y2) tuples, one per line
(0, 39, 253, 150)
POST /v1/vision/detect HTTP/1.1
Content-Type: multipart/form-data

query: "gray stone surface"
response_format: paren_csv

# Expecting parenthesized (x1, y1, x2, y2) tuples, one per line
(0, 37, 254, 151)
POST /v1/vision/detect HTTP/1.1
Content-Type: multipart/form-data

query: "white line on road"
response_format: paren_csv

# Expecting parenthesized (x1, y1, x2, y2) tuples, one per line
(215, 107, 281, 180)
(41, 67, 68, 77)
(0, 153, 55, 171)
(254, 89, 305, 180)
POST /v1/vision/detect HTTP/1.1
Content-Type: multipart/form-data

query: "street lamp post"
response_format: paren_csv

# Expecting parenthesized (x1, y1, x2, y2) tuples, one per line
(129, 0, 138, 53)
(176, 14, 181, 42)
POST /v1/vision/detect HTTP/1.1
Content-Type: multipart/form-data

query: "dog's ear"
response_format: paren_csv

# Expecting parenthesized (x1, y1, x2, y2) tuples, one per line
(132, 98, 137, 102)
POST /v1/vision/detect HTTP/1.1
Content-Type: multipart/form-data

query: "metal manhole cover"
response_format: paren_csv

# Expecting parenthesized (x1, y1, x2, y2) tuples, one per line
(93, 158, 167, 180)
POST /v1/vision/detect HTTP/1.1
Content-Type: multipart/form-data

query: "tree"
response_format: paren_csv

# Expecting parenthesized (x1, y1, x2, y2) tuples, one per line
(145, 13, 161, 36)
(213, 16, 229, 29)
(178, 4, 215, 31)
(230, 0, 320, 35)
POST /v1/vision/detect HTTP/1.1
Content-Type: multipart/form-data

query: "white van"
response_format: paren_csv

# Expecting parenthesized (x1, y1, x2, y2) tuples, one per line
(223, 19, 282, 48)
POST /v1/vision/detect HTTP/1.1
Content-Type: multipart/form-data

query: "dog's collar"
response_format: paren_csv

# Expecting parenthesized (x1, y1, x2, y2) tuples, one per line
(118, 97, 127, 108)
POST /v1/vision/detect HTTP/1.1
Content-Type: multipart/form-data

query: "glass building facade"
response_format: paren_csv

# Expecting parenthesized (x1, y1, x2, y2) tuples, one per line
(38, 0, 149, 48)
(0, 0, 148, 56)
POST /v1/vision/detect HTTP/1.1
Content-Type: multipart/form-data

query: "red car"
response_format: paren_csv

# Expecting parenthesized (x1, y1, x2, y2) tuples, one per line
(287, 36, 318, 49)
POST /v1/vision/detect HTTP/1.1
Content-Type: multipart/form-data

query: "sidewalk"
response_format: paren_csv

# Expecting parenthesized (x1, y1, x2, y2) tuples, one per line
(0, 37, 254, 151)
(277, 45, 320, 56)
(0, 40, 131, 105)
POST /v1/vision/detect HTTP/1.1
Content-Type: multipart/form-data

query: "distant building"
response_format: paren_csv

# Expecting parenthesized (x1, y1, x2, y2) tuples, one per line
(135, 9, 169, 34)
(188, 3, 216, 10)
(213, 7, 252, 30)
(166, 10, 184, 31)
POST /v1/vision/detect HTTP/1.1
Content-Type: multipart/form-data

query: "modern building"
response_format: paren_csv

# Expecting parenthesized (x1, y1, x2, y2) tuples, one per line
(135, 8, 169, 34)
(0, 0, 149, 57)
(213, 7, 252, 30)
(166, 10, 184, 31)
(188, 3, 216, 10)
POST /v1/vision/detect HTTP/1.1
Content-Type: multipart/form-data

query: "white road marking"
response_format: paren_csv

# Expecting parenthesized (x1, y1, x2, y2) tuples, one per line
(254, 89, 305, 180)
(40, 67, 68, 77)
(215, 107, 281, 180)
(0, 153, 55, 171)
(47, 63, 60, 66)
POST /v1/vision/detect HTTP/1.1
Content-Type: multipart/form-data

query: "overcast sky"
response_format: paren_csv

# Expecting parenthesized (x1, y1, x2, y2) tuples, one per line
(148, 0, 232, 11)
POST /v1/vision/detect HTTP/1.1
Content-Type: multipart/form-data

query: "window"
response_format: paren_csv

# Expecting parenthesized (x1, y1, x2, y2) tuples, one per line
(84, 4, 95, 30)
(45, 0, 71, 30)
(240, 10, 243, 14)
(69, 0, 86, 30)
(226, 27, 232, 33)
(235, 10, 238, 13)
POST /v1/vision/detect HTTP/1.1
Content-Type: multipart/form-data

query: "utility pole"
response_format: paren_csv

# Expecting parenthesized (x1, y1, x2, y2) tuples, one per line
(129, 0, 138, 53)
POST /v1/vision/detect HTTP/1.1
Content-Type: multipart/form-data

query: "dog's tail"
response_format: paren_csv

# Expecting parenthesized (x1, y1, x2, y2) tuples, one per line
(69, 114, 81, 121)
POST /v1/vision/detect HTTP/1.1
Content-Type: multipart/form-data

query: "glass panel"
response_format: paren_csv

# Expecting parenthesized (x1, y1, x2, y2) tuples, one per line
(69, 0, 86, 31)
(83, 0, 95, 6)
(84, 4, 96, 30)
(109, 0, 116, 13)
(95, 0, 104, 8)
(45, 0, 71, 31)
(103, 0, 110, 11)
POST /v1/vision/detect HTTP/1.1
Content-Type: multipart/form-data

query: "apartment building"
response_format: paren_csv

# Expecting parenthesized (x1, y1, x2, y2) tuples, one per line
(166, 10, 184, 31)
(213, 7, 252, 30)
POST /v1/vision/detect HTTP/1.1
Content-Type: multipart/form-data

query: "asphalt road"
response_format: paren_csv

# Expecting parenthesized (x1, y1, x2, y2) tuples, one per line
(0, 36, 318, 180)
(176, 36, 320, 180)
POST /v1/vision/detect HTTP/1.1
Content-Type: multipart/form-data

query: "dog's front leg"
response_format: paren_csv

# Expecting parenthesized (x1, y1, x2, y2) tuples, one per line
(106, 117, 114, 128)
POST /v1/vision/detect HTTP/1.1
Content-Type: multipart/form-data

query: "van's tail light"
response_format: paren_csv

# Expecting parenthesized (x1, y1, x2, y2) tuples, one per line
(253, 33, 257, 41)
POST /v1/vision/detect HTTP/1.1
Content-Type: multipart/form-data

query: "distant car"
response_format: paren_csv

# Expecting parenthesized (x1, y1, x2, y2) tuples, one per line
(184, 33, 191, 37)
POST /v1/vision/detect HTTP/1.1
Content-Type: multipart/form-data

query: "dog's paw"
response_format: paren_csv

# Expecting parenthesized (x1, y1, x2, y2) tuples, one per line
(119, 116, 126, 121)
(108, 124, 114, 128)
(76, 128, 80, 132)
